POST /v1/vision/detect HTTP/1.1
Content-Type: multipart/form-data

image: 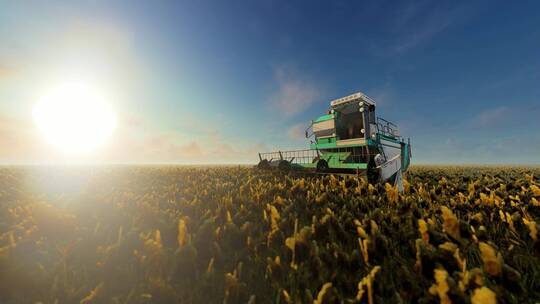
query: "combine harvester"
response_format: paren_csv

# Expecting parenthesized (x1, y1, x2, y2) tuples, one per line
(257, 92, 412, 190)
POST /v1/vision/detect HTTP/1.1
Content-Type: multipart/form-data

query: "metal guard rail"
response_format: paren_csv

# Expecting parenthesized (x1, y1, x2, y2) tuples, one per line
(259, 148, 382, 165)
(259, 149, 320, 164)
(376, 117, 399, 138)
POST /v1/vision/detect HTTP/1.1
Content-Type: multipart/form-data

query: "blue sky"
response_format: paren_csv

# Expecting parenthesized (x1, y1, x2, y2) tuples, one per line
(0, 0, 539, 164)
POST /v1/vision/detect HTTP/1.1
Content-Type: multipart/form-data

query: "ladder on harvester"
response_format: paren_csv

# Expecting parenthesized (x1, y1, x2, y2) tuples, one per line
(375, 119, 387, 161)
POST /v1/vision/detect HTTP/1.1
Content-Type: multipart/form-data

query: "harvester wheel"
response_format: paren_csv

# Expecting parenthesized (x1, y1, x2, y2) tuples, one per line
(257, 159, 270, 170)
(367, 159, 379, 184)
(278, 160, 291, 171)
(316, 159, 329, 172)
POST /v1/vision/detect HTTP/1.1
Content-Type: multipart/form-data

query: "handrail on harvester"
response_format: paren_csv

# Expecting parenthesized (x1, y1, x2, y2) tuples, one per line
(305, 121, 315, 139)
(376, 117, 399, 138)
(258, 149, 321, 165)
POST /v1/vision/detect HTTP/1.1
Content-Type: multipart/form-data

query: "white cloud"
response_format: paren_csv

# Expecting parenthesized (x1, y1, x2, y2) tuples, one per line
(270, 65, 321, 117)
(413, 135, 540, 164)
(287, 123, 307, 140)
(472, 106, 508, 128)
(371, 3, 472, 55)
(0, 116, 43, 163)
(368, 84, 394, 107)
(101, 119, 264, 164)
(465, 105, 539, 131)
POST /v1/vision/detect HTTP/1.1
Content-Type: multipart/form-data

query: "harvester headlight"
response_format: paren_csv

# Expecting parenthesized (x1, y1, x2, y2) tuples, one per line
(359, 101, 364, 107)
(359, 107, 364, 112)
(361, 128, 365, 134)
(374, 153, 385, 166)
(371, 133, 376, 139)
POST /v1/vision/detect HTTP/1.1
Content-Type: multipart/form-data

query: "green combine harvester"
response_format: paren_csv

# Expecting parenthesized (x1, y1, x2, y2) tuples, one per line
(257, 92, 412, 190)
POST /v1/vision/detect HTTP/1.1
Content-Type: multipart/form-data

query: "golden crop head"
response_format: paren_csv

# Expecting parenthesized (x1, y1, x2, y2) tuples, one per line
(440, 206, 460, 240)
(478, 242, 503, 277)
(314, 282, 333, 304)
(471, 286, 497, 304)
(429, 268, 451, 304)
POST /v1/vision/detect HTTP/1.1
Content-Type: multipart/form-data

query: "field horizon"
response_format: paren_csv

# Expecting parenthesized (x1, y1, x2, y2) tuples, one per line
(1, 163, 540, 167)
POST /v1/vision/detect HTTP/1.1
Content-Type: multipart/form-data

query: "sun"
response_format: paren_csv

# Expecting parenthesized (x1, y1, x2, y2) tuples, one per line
(33, 83, 117, 155)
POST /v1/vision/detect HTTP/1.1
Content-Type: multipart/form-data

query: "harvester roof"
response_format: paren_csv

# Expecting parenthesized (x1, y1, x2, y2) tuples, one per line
(330, 92, 376, 110)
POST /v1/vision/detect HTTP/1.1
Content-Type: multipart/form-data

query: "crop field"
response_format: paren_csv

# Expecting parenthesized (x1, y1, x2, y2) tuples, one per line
(1, 166, 540, 303)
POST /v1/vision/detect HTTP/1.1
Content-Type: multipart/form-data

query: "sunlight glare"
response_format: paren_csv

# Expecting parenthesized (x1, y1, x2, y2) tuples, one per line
(33, 83, 117, 155)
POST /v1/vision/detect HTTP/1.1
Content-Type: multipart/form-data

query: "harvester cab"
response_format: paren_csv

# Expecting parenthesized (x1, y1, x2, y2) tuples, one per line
(257, 92, 411, 190)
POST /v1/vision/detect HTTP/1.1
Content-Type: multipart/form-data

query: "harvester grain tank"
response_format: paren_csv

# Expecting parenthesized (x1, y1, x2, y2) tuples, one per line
(257, 92, 412, 190)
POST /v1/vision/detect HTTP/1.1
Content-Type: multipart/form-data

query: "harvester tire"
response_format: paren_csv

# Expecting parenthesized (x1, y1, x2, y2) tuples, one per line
(316, 159, 329, 172)
(367, 160, 379, 184)
(278, 160, 291, 171)
(257, 159, 270, 170)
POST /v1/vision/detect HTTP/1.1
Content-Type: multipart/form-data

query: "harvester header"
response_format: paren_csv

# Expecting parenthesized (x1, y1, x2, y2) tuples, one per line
(257, 91, 411, 190)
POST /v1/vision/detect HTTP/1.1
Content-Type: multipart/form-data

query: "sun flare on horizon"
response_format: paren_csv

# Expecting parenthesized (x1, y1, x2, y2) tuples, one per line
(33, 83, 117, 155)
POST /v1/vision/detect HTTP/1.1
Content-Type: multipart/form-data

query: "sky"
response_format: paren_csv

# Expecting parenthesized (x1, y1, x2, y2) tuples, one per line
(0, 0, 539, 164)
